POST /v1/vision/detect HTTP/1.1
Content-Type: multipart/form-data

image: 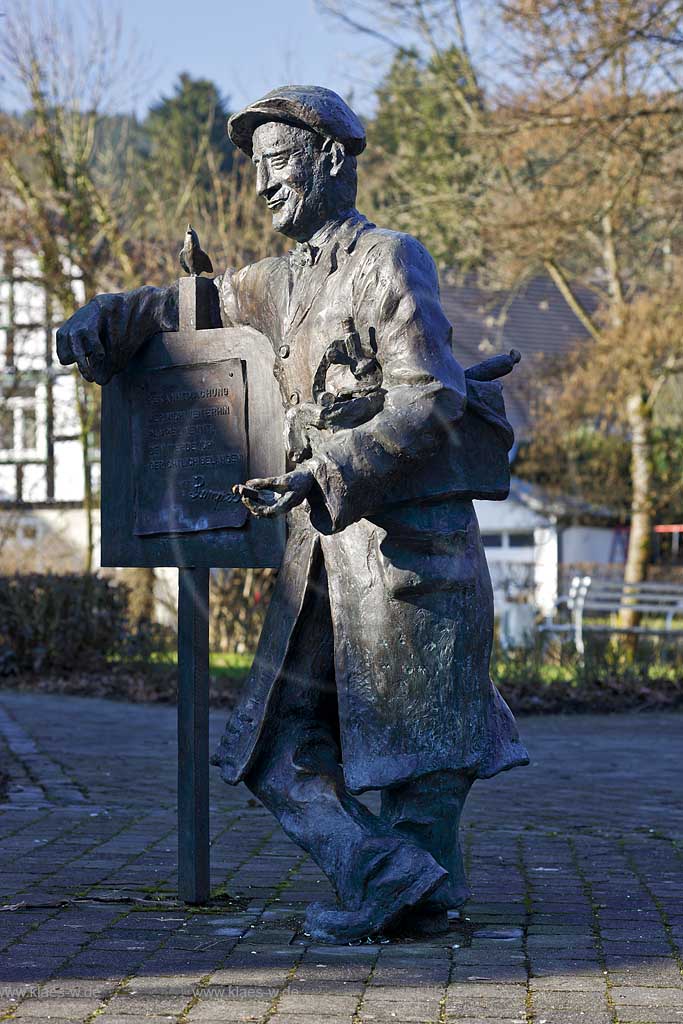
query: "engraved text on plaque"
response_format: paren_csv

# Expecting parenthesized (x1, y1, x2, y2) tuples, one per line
(131, 359, 248, 535)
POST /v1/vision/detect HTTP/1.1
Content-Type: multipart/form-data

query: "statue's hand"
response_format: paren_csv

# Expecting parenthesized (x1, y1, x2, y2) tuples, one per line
(234, 469, 314, 518)
(56, 300, 113, 385)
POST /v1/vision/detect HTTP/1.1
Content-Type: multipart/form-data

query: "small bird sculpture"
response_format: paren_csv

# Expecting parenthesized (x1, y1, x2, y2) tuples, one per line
(179, 224, 213, 277)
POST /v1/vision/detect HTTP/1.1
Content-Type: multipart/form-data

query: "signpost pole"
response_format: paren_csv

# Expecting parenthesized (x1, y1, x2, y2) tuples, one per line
(101, 253, 285, 906)
(177, 566, 210, 904)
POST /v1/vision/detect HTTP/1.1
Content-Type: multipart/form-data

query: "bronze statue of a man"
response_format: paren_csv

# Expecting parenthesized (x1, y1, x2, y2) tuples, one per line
(57, 85, 529, 943)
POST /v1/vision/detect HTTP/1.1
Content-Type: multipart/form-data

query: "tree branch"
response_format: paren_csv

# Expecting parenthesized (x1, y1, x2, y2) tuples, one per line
(543, 259, 603, 343)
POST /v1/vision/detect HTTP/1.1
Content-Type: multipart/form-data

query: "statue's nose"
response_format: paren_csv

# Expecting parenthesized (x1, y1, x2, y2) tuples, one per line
(256, 162, 272, 197)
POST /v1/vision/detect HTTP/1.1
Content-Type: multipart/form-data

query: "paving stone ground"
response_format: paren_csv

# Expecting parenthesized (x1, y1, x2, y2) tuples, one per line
(0, 691, 681, 1024)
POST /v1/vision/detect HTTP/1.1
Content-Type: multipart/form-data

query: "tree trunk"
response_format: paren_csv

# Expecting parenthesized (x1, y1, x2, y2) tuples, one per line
(125, 568, 157, 626)
(619, 392, 654, 633)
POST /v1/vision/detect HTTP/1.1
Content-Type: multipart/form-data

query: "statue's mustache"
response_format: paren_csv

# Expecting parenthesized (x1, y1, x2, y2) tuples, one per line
(265, 185, 303, 211)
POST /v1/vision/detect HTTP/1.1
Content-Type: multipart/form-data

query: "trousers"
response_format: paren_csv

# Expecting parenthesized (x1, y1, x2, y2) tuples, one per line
(244, 557, 474, 912)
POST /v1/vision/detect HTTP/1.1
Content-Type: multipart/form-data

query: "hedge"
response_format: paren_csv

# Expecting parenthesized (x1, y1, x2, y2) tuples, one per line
(0, 573, 130, 674)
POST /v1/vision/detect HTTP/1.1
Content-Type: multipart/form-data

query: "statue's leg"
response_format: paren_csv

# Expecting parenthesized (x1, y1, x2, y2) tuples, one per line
(380, 769, 474, 912)
(243, 576, 446, 942)
(245, 720, 446, 941)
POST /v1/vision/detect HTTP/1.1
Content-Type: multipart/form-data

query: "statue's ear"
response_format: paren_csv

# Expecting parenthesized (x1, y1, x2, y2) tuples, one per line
(321, 137, 346, 178)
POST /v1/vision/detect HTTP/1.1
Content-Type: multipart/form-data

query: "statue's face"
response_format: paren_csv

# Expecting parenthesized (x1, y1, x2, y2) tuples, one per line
(252, 121, 337, 241)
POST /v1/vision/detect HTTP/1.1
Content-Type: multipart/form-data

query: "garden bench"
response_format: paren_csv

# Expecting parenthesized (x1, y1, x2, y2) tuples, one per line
(540, 575, 683, 654)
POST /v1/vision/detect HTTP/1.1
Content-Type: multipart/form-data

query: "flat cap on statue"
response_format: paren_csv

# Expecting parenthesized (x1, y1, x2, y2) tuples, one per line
(228, 85, 367, 156)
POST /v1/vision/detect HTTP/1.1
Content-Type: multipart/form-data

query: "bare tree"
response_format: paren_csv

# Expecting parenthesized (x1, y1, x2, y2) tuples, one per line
(0, 1, 149, 570)
(322, 0, 683, 607)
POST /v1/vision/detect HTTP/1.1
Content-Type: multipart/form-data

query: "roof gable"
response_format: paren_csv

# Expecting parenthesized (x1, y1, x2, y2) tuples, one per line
(440, 275, 598, 433)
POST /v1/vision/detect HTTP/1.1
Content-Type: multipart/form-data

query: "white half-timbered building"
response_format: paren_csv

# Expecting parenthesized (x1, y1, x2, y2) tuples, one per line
(0, 250, 100, 570)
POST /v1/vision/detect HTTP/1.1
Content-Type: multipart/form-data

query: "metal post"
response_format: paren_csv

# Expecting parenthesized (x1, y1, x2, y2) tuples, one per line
(177, 566, 210, 904)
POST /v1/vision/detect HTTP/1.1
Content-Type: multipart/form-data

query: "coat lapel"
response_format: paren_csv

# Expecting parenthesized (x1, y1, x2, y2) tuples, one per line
(284, 212, 372, 339)
(285, 243, 338, 337)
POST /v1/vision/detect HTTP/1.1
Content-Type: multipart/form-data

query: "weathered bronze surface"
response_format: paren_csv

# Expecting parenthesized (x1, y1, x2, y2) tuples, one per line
(131, 358, 247, 536)
(57, 84, 530, 944)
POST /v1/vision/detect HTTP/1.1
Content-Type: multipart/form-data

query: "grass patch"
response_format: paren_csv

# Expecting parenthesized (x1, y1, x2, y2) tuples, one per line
(149, 650, 254, 680)
(492, 634, 683, 713)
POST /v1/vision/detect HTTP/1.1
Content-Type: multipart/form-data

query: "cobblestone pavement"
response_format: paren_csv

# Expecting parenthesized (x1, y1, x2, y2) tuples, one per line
(0, 691, 681, 1024)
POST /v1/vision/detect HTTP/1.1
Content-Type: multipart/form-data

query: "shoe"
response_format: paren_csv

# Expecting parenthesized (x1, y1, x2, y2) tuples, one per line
(304, 852, 447, 943)
(421, 874, 470, 912)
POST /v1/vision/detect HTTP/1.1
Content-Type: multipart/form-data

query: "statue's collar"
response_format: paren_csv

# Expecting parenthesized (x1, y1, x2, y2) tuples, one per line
(291, 210, 371, 268)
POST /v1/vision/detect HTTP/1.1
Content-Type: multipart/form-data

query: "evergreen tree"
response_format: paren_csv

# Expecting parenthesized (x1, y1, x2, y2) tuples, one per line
(362, 47, 485, 272)
(144, 73, 234, 198)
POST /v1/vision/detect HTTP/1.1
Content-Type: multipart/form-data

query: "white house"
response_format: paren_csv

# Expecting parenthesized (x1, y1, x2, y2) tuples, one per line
(0, 250, 99, 572)
(476, 478, 624, 625)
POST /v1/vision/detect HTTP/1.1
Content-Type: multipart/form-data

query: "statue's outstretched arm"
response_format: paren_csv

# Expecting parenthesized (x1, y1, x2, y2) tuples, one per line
(57, 283, 180, 385)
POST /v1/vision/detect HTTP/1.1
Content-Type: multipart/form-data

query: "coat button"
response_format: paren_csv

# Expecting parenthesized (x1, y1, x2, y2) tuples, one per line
(278, 344, 290, 358)
(289, 390, 300, 406)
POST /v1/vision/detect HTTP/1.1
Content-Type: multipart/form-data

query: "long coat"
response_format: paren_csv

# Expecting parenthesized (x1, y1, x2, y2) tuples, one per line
(96, 210, 529, 793)
(210, 211, 528, 792)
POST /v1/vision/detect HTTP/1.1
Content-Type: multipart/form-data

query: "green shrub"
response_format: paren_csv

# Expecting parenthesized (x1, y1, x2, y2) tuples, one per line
(492, 632, 683, 712)
(0, 573, 130, 673)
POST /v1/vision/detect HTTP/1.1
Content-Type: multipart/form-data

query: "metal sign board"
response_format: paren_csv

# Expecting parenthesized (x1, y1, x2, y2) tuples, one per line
(100, 276, 285, 569)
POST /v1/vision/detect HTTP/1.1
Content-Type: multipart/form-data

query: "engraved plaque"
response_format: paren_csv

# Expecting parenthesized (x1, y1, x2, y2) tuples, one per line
(101, 297, 285, 568)
(131, 358, 248, 535)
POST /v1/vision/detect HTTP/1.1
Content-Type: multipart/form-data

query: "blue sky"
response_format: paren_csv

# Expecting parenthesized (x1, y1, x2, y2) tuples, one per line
(116, 0, 385, 118)
(1, 1, 497, 121)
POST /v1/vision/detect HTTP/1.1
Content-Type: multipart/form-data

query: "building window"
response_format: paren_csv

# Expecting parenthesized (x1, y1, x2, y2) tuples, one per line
(0, 385, 40, 456)
(509, 532, 535, 548)
(482, 532, 503, 547)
